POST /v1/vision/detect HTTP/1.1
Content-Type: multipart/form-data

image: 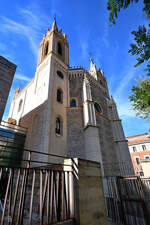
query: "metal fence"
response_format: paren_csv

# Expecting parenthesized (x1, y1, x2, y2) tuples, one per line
(103, 176, 150, 225)
(0, 167, 74, 225)
(0, 129, 75, 225)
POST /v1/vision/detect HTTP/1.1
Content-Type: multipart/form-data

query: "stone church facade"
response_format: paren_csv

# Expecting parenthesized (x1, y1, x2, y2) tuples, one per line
(8, 19, 134, 176)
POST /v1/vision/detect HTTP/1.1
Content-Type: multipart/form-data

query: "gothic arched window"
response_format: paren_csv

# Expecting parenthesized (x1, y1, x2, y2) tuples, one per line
(56, 117, 62, 135)
(70, 99, 77, 107)
(18, 99, 23, 112)
(94, 102, 102, 113)
(57, 89, 63, 103)
(44, 42, 49, 56)
(57, 42, 62, 56)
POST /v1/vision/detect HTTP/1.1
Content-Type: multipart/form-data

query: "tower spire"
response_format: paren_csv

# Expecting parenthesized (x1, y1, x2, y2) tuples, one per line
(52, 16, 58, 32)
(89, 52, 93, 63)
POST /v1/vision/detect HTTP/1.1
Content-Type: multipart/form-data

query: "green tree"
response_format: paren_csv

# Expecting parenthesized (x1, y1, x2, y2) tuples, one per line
(129, 79, 150, 118)
(108, 0, 150, 24)
(128, 25, 150, 76)
(107, 0, 150, 118)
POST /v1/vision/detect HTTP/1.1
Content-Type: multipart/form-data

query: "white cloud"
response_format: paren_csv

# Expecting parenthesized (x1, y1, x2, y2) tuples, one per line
(80, 41, 89, 60)
(116, 100, 136, 118)
(15, 73, 31, 82)
(102, 22, 110, 47)
(111, 60, 141, 119)
(1, 16, 39, 57)
(113, 59, 141, 99)
(0, 7, 51, 58)
(114, 68, 135, 98)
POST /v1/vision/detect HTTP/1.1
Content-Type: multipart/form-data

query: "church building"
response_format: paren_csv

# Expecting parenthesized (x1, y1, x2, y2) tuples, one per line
(8, 19, 134, 176)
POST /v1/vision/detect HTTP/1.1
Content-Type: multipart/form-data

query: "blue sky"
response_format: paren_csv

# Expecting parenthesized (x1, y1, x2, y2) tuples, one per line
(0, 0, 149, 136)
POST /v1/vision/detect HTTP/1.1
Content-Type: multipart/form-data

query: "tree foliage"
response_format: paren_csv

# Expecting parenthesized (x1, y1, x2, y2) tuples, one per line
(129, 25, 150, 75)
(107, 0, 150, 75)
(129, 79, 150, 118)
(107, 0, 150, 24)
(107, 0, 150, 118)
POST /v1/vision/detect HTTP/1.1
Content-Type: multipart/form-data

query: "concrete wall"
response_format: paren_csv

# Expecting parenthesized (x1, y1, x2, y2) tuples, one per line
(68, 158, 107, 225)
(0, 56, 16, 121)
(141, 160, 150, 177)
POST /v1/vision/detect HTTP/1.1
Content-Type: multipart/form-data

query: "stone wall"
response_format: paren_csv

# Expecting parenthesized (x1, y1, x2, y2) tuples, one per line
(67, 108, 85, 159)
(0, 56, 16, 121)
(67, 76, 85, 159)
(66, 158, 108, 225)
(69, 76, 83, 106)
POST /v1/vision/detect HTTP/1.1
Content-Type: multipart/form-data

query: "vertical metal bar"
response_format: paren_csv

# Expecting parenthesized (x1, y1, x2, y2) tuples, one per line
(7, 168, 14, 225)
(63, 171, 67, 220)
(137, 176, 150, 225)
(116, 177, 126, 224)
(49, 171, 53, 224)
(16, 169, 26, 225)
(41, 170, 48, 225)
(11, 169, 20, 223)
(67, 171, 70, 219)
(1, 168, 12, 225)
(65, 171, 69, 219)
(29, 169, 35, 225)
(19, 168, 29, 225)
(46, 171, 50, 225)
(40, 170, 43, 225)
(56, 171, 59, 210)
(0, 168, 2, 181)
(42, 171, 48, 208)
(53, 171, 57, 223)
(61, 172, 64, 221)
(69, 171, 74, 219)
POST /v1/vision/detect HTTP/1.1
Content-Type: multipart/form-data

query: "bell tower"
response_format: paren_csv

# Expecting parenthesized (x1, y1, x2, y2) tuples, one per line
(18, 19, 70, 160)
(35, 18, 69, 159)
(37, 18, 69, 66)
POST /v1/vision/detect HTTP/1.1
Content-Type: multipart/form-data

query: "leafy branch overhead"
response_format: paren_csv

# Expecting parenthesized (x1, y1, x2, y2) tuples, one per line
(108, 0, 150, 24)
(129, 79, 150, 118)
(129, 25, 150, 75)
(107, 0, 150, 118)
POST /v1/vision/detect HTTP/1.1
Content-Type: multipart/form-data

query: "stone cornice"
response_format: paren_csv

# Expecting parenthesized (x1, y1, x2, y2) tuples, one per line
(128, 140, 150, 146)
(83, 124, 100, 131)
(37, 51, 69, 69)
(114, 139, 128, 143)
(54, 60, 68, 73)
(68, 69, 85, 79)
(66, 106, 82, 110)
(96, 112, 110, 122)
(111, 119, 122, 122)
(51, 52, 69, 69)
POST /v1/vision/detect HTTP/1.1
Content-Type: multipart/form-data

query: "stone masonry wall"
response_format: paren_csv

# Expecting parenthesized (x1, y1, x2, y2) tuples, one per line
(0, 56, 16, 121)
(67, 108, 85, 159)
(67, 76, 85, 159)
(90, 79, 120, 176)
(69, 76, 83, 106)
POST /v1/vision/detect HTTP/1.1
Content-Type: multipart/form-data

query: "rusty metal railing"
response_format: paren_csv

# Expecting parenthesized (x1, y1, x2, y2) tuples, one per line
(103, 176, 150, 225)
(0, 134, 75, 225)
(0, 166, 74, 225)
